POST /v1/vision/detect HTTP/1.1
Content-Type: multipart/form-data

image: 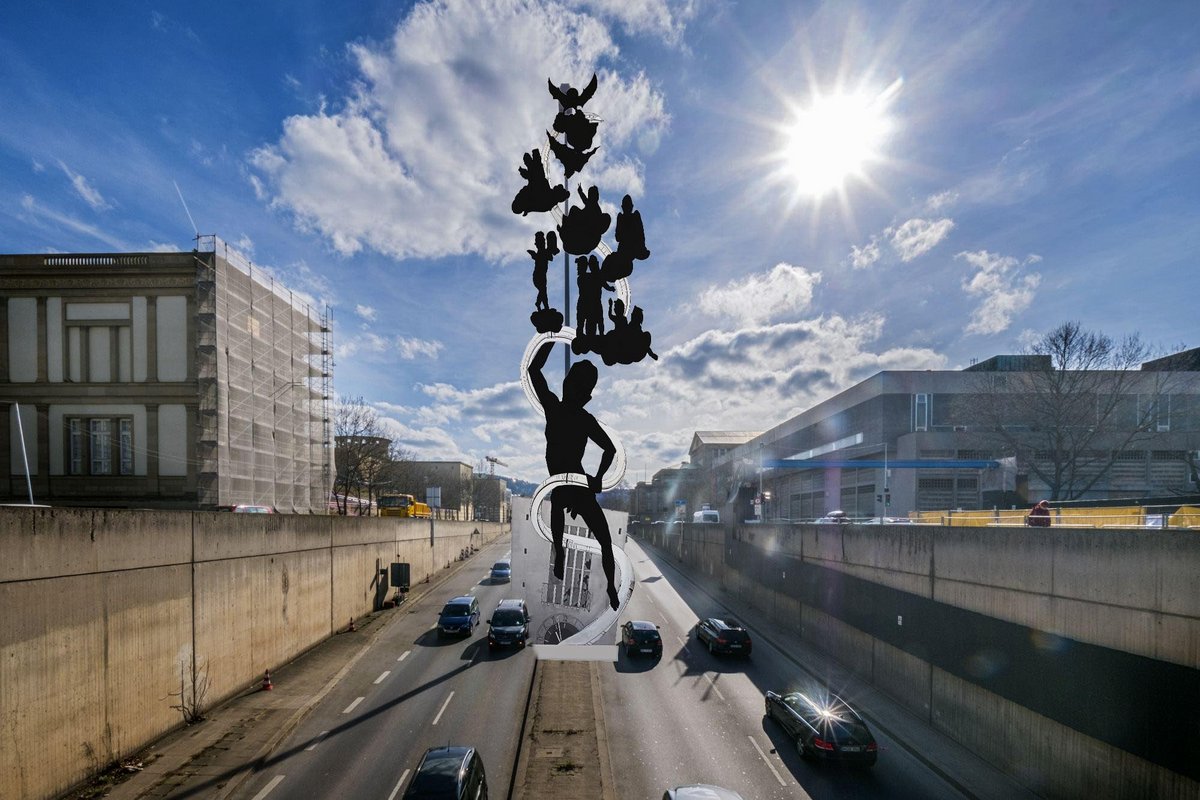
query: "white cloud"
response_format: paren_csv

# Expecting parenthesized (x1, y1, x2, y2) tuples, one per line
(57, 160, 110, 211)
(249, 0, 670, 263)
(694, 262, 821, 325)
(337, 332, 443, 361)
(925, 190, 958, 211)
(957, 250, 1042, 335)
(849, 238, 880, 269)
(574, 0, 698, 46)
(19, 194, 128, 249)
(889, 217, 954, 262)
(356, 304, 377, 322)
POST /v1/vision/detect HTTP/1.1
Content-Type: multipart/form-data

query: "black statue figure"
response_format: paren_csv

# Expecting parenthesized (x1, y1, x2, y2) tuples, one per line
(615, 194, 650, 260)
(558, 185, 611, 255)
(547, 132, 598, 180)
(527, 339, 620, 611)
(598, 300, 658, 366)
(548, 74, 598, 112)
(511, 150, 569, 216)
(554, 107, 598, 151)
(529, 230, 558, 312)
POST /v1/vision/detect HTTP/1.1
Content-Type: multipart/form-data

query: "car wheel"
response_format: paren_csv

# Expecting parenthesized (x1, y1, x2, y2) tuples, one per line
(708, 639, 716, 654)
(797, 738, 811, 761)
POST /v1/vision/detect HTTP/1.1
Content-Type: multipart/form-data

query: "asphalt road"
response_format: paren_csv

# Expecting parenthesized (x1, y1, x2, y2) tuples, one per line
(231, 536, 534, 800)
(599, 536, 967, 800)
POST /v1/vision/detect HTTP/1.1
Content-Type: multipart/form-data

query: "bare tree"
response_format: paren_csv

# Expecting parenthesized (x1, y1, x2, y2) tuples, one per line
(961, 321, 1180, 500)
(333, 396, 388, 515)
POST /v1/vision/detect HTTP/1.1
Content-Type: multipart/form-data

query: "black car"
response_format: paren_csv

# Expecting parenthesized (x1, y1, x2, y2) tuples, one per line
(621, 620, 663, 658)
(695, 617, 752, 657)
(764, 690, 877, 766)
(487, 599, 530, 650)
(402, 746, 488, 799)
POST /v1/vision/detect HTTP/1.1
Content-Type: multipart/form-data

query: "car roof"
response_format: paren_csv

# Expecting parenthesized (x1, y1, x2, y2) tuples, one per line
(627, 620, 658, 630)
(445, 595, 475, 604)
(408, 746, 473, 795)
(705, 617, 743, 630)
(781, 691, 864, 720)
(496, 598, 525, 608)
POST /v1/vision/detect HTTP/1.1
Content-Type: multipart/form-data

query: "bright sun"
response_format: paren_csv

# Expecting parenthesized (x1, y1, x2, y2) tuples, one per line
(778, 80, 901, 199)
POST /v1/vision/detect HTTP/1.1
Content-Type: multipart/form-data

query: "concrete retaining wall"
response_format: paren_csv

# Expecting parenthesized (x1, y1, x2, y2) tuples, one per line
(636, 521, 1200, 799)
(0, 508, 505, 800)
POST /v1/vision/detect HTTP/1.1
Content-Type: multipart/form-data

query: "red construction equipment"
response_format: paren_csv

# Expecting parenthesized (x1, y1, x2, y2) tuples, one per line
(261, 669, 273, 691)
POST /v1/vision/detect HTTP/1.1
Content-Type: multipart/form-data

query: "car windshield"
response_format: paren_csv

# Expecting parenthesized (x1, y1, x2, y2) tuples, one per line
(492, 562, 509, 570)
(492, 610, 524, 626)
(408, 755, 460, 793)
(441, 604, 471, 616)
(633, 629, 660, 642)
(721, 629, 749, 642)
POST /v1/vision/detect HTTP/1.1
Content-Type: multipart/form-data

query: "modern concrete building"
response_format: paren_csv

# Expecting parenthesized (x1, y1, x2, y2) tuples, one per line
(638, 353, 1200, 521)
(0, 237, 333, 511)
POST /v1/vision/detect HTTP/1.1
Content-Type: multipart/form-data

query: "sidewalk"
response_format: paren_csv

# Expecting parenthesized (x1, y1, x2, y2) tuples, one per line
(637, 536, 1040, 800)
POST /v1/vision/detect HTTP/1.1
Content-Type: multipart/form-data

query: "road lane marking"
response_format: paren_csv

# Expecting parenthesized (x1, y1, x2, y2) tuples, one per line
(398, 650, 410, 662)
(250, 775, 285, 800)
(386, 769, 411, 800)
(748, 735, 788, 786)
(303, 730, 329, 751)
(342, 696, 365, 714)
(374, 670, 391, 684)
(432, 691, 455, 725)
(703, 673, 726, 701)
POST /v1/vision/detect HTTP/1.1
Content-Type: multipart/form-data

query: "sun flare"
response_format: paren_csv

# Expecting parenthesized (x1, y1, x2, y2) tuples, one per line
(777, 79, 901, 199)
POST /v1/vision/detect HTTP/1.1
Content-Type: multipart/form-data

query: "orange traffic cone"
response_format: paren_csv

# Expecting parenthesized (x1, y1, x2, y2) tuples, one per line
(348, 616, 356, 633)
(262, 669, 273, 691)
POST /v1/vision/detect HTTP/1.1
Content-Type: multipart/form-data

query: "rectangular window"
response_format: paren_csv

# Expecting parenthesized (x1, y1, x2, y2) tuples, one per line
(913, 393, 930, 432)
(65, 324, 131, 383)
(68, 416, 134, 476)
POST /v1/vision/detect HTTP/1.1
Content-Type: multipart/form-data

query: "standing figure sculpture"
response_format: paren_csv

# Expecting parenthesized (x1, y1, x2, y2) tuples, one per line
(527, 340, 621, 611)
(529, 230, 558, 312)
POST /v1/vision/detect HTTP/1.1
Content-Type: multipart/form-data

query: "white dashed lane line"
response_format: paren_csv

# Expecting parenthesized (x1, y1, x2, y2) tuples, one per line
(250, 775, 285, 800)
(303, 731, 329, 751)
(703, 673, 726, 701)
(386, 769, 411, 800)
(398, 650, 410, 662)
(748, 735, 788, 787)
(342, 696, 365, 714)
(374, 670, 391, 684)
(432, 691, 455, 725)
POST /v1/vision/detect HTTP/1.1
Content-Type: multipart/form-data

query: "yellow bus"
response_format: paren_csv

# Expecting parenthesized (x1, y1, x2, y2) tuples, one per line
(378, 493, 433, 519)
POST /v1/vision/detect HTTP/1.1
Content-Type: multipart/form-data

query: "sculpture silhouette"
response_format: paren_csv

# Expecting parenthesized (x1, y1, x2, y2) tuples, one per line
(547, 132, 597, 180)
(529, 230, 558, 312)
(558, 185, 610, 255)
(527, 340, 620, 610)
(548, 74, 598, 112)
(554, 108, 598, 151)
(511, 150, 569, 216)
(597, 301, 658, 366)
(614, 194, 650, 260)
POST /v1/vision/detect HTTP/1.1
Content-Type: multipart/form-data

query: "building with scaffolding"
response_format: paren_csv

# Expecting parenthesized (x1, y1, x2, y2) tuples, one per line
(0, 237, 333, 512)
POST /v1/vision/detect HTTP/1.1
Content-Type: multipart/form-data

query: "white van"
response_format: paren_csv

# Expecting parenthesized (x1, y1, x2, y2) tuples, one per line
(692, 508, 720, 523)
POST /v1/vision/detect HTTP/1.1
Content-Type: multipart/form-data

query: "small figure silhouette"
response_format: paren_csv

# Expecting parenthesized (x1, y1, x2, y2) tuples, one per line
(554, 108, 598, 151)
(547, 132, 597, 180)
(614, 194, 650, 260)
(548, 74, 598, 112)
(599, 303, 659, 365)
(558, 185, 611, 255)
(529, 231, 558, 312)
(512, 150, 569, 216)
(527, 340, 620, 610)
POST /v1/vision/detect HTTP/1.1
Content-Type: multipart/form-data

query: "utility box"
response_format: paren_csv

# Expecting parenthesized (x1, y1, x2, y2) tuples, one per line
(390, 562, 411, 591)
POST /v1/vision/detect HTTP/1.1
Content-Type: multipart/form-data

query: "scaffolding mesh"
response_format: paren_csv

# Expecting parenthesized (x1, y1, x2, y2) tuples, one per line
(195, 236, 332, 512)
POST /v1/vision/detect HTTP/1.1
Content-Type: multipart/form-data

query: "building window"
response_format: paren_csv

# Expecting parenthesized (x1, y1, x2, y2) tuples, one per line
(913, 393, 930, 432)
(67, 416, 134, 476)
(1139, 394, 1170, 432)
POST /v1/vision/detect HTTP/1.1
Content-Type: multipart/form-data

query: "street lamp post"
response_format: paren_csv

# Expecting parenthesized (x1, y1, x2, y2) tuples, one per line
(2, 401, 36, 505)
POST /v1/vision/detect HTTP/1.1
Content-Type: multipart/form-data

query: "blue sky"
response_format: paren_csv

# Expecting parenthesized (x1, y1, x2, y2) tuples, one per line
(2, 1, 1198, 484)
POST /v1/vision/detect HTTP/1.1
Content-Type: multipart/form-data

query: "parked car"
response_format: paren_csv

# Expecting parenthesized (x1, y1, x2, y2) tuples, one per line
(402, 745, 488, 799)
(621, 620, 663, 658)
(487, 599, 530, 650)
(695, 617, 752, 657)
(218, 504, 278, 513)
(437, 595, 480, 638)
(764, 690, 878, 766)
(489, 559, 511, 582)
(814, 510, 849, 524)
(663, 786, 745, 800)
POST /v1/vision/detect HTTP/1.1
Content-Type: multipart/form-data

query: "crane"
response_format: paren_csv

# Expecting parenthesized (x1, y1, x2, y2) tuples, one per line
(485, 455, 508, 476)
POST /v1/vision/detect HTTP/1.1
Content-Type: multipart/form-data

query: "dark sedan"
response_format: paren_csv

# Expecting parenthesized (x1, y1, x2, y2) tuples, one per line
(621, 620, 663, 658)
(695, 617, 752, 657)
(764, 690, 877, 766)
